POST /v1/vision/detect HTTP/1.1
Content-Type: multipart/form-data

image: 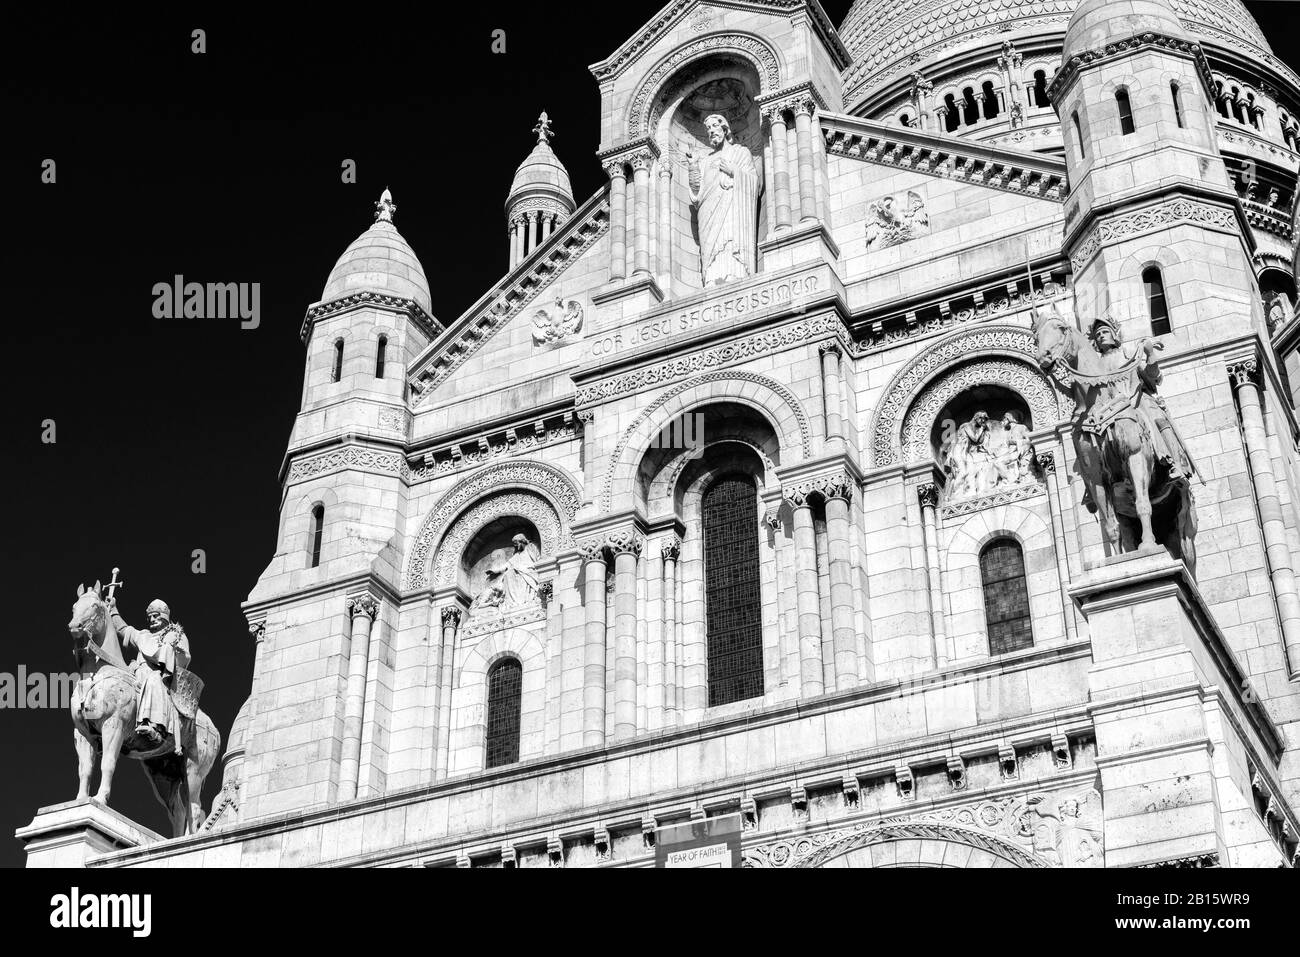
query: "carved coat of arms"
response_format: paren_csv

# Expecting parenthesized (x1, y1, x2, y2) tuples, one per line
(865, 190, 929, 248)
(531, 296, 584, 345)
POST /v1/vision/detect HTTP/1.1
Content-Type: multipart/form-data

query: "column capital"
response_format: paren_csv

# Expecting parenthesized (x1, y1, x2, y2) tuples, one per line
(606, 528, 644, 557)
(440, 605, 461, 629)
(538, 580, 554, 608)
(917, 482, 940, 509)
(602, 159, 627, 180)
(1227, 353, 1260, 389)
(597, 137, 660, 171)
(576, 536, 608, 562)
(576, 408, 595, 425)
(785, 470, 855, 506)
(247, 619, 267, 642)
(660, 536, 682, 561)
(818, 339, 843, 359)
(762, 508, 783, 532)
(346, 594, 379, 622)
(629, 150, 655, 172)
(1035, 451, 1056, 475)
(756, 82, 827, 119)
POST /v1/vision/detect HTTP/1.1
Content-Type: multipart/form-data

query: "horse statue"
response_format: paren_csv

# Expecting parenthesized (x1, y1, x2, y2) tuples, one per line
(1034, 305, 1198, 573)
(66, 582, 221, 836)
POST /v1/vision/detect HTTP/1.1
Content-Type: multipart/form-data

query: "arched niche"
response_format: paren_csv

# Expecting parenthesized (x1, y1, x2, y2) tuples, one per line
(650, 55, 767, 294)
(460, 515, 542, 599)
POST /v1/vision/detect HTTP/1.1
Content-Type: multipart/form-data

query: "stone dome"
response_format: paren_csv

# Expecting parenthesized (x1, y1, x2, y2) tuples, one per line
(321, 189, 432, 313)
(506, 113, 575, 217)
(839, 0, 1271, 105)
(1063, 0, 1187, 60)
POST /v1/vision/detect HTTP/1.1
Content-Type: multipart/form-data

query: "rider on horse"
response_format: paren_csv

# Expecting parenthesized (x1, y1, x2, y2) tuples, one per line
(108, 597, 191, 751)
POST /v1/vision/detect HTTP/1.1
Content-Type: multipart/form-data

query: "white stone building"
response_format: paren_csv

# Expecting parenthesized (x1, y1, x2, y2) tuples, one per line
(36, 0, 1300, 868)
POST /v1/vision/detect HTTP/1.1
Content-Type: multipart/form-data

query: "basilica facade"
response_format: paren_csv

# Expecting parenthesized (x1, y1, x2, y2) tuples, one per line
(62, 0, 1300, 867)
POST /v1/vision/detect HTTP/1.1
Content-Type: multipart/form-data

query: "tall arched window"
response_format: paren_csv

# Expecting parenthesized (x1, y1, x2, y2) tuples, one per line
(309, 504, 325, 568)
(1143, 266, 1171, 335)
(1171, 82, 1185, 128)
(332, 339, 344, 383)
(375, 335, 387, 379)
(1116, 88, 1135, 135)
(943, 94, 960, 132)
(702, 474, 764, 707)
(980, 538, 1033, 655)
(485, 657, 522, 769)
(1032, 70, 1050, 108)
(962, 87, 979, 126)
(1072, 112, 1086, 159)
(982, 81, 1000, 120)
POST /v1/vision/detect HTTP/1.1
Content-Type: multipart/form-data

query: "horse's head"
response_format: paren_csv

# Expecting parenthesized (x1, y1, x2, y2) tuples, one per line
(68, 581, 106, 642)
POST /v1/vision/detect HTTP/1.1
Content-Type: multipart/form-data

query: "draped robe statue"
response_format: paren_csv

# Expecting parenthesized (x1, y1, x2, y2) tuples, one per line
(470, 534, 540, 614)
(688, 113, 759, 287)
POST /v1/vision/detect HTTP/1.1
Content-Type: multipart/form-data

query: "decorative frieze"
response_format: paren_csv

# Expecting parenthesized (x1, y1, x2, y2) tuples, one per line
(300, 290, 441, 344)
(1069, 198, 1238, 273)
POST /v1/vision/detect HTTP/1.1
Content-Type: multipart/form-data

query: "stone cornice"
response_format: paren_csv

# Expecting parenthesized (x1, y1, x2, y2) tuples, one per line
(1241, 198, 1294, 242)
(1066, 193, 1242, 274)
(588, 1, 846, 82)
(406, 187, 608, 405)
(1048, 32, 1215, 106)
(820, 111, 1068, 202)
(300, 292, 442, 344)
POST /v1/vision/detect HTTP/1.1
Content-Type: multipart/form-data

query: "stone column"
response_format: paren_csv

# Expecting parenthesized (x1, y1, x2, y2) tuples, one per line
(632, 154, 652, 277)
(823, 478, 859, 690)
(819, 341, 844, 446)
(508, 219, 518, 268)
(610, 530, 643, 739)
(543, 213, 554, 241)
(656, 163, 673, 292)
(578, 410, 595, 505)
(1037, 452, 1079, 642)
(662, 538, 681, 722)
(578, 538, 608, 747)
(1229, 356, 1300, 678)
(787, 490, 825, 697)
(766, 105, 792, 231)
(434, 606, 460, 779)
(339, 594, 377, 801)
(605, 161, 628, 282)
(917, 484, 948, 667)
(532, 210, 542, 251)
(645, 542, 665, 730)
(793, 99, 818, 224)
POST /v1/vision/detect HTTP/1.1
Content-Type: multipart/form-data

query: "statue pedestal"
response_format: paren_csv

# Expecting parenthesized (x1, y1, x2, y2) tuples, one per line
(1071, 551, 1285, 867)
(592, 274, 663, 323)
(758, 220, 840, 274)
(15, 799, 161, 868)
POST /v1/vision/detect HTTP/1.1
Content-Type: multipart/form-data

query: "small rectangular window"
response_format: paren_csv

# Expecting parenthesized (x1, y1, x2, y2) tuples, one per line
(310, 505, 324, 568)
(375, 335, 387, 380)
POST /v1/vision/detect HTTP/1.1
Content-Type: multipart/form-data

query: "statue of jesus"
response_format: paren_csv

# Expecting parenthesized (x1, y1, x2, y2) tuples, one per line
(687, 113, 759, 287)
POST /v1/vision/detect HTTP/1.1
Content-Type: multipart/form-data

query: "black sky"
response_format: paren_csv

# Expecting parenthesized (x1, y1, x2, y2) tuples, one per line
(1, 1, 1296, 867)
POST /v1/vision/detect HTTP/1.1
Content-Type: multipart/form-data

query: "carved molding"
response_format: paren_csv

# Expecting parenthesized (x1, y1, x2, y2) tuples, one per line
(300, 291, 441, 344)
(600, 371, 811, 511)
(1070, 197, 1238, 273)
(430, 492, 563, 588)
(627, 32, 783, 137)
(405, 461, 582, 591)
(940, 481, 1046, 519)
(871, 326, 1064, 468)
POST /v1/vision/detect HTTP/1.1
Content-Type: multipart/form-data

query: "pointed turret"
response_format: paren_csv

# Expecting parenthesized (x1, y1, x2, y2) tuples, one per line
(505, 112, 576, 268)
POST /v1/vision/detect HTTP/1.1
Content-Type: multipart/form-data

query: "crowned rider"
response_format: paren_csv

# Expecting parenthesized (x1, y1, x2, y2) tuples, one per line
(108, 597, 191, 748)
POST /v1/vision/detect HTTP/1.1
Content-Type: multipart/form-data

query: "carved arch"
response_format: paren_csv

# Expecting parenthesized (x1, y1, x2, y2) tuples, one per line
(602, 371, 810, 512)
(870, 324, 1066, 468)
(797, 823, 1052, 868)
(627, 31, 784, 137)
(405, 460, 581, 590)
(429, 491, 561, 588)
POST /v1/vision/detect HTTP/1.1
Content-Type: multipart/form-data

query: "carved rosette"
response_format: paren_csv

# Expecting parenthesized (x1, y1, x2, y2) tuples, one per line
(346, 595, 379, 622)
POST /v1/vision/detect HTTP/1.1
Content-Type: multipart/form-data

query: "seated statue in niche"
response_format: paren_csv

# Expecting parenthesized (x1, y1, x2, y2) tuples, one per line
(469, 533, 540, 615)
(687, 113, 759, 287)
(941, 410, 1036, 500)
